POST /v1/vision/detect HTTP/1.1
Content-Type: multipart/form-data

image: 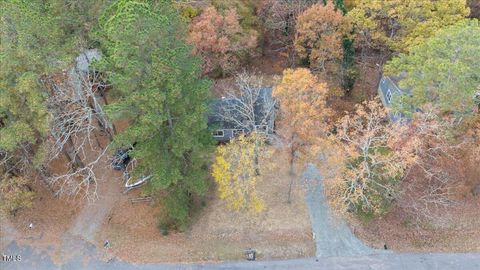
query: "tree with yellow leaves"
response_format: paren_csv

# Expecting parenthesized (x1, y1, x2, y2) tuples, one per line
(273, 68, 332, 202)
(348, 0, 469, 52)
(0, 175, 35, 215)
(211, 132, 272, 213)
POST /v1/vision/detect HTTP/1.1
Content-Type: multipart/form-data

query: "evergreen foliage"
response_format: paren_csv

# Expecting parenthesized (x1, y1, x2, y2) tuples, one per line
(385, 20, 480, 116)
(99, 0, 213, 227)
(0, 0, 69, 213)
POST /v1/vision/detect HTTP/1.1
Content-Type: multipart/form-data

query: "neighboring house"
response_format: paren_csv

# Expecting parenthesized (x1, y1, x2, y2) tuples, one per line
(208, 87, 276, 142)
(378, 75, 408, 122)
(68, 49, 102, 100)
(75, 49, 101, 73)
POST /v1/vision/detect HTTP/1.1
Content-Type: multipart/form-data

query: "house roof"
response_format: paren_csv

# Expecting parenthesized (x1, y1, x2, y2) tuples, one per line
(378, 75, 413, 122)
(379, 76, 404, 104)
(208, 98, 241, 129)
(207, 87, 274, 130)
(75, 49, 101, 72)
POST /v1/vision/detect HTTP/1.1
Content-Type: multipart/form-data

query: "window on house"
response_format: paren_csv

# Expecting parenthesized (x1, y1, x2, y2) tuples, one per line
(213, 130, 224, 137)
(386, 89, 393, 103)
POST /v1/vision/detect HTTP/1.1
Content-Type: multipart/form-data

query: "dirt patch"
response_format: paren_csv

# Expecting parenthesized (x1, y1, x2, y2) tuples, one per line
(211, 52, 288, 98)
(1, 178, 83, 257)
(98, 148, 315, 263)
(247, 52, 290, 76)
(0, 135, 126, 263)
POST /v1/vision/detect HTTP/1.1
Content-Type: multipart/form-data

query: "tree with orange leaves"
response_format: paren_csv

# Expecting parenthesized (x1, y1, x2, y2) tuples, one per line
(187, 6, 258, 77)
(273, 68, 332, 202)
(295, 2, 351, 71)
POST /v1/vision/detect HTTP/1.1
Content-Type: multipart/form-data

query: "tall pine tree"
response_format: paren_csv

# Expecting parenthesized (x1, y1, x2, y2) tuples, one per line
(99, 0, 212, 227)
(1, 0, 69, 213)
(0, 0, 66, 153)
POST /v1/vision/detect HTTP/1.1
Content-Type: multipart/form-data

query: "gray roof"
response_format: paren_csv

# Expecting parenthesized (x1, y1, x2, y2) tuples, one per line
(207, 87, 275, 141)
(75, 49, 101, 72)
(208, 98, 241, 130)
(378, 76, 404, 106)
(378, 76, 412, 122)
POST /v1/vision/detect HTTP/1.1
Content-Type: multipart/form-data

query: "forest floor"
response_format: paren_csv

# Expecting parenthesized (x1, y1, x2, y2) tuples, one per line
(349, 155, 480, 253)
(0, 145, 314, 264)
(352, 195, 480, 252)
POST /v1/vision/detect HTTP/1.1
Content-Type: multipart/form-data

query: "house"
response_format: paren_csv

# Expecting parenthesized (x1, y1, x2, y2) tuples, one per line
(75, 49, 101, 73)
(378, 75, 404, 108)
(378, 75, 408, 122)
(68, 49, 102, 100)
(208, 87, 276, 142)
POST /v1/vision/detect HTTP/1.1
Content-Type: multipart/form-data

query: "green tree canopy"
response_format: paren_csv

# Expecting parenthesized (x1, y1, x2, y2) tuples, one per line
(50, 0, 113, 48)
(385, 20, 480, 116)
(0, 0, 68, 153)
(1, 0, 71, 213)
(99, 0, 212, 227)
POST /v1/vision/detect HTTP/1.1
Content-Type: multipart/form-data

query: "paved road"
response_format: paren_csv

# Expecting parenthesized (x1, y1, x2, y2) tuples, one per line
(2, 241, 480, 270)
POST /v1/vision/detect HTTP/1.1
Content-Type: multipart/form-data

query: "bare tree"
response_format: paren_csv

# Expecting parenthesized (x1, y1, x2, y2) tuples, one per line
(47, 147, 108, 201)
(0, 148, 30, 179)
(219, 71, 277, 135)
(398, 109, 464, 226)
(474, 85, 480, 112)
(217, 71, 277, 175)
(258, 0, 318, 55)
(75, 50, 115, 138)
(331, 100, 416, 214)
(41, 63, 112, 201)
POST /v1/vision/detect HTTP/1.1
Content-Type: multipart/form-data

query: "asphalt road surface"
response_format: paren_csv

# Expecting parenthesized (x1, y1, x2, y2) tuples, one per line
(2, 242, 480, 270)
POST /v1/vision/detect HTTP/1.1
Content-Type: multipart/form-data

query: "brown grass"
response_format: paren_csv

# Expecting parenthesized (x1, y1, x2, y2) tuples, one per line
(1, 177, 83, 257)
(97, 147, 315, 263)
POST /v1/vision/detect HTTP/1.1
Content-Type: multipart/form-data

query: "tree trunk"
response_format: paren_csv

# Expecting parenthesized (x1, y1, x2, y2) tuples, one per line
(254, 140, 260, 176)
(166, 106, 174, 136)
(99, 87, 118, 136)
(64, 137, 85, 170)
(87, 94, 114, 142)
(287, 145, 295, 203)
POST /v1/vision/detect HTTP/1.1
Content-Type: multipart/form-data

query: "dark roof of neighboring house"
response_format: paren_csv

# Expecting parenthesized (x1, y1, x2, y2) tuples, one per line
(207, 87, 274, 130)
(75, 49, 101, 72)
(379, 76, 404, 106)
(378, 75, 414, 122)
